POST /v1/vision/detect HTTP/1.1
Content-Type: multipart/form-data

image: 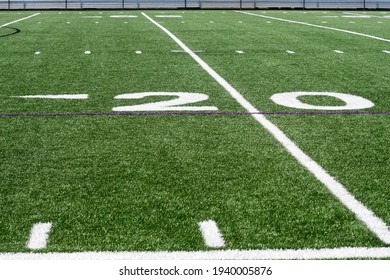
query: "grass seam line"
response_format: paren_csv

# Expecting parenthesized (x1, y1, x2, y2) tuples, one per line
(236, 11, 390, 43)
(1, 111, 390, 118)
(141, 12, 390, 244)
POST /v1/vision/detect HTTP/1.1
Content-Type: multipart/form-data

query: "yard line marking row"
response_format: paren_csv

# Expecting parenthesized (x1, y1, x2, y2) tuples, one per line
(27, 223, 52, 250)
(0, 13, 40, 28)
(236, 11, 390, 43)
(343, 11, 390, 19)
(2, 111, 390, 118)
(198, 220, 225, 248)
(2, 247, 390, 260)
(141, 12, 390, 244)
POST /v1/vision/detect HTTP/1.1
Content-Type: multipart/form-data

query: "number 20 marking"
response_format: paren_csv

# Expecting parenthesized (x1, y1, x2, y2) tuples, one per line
(112, 92, 218, 111)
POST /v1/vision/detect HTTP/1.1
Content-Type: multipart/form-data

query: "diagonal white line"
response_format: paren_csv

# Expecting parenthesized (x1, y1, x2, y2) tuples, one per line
(0, 13, 40, 28)
(236, 11, 390, 43)
(141, 12, 390, 244)
(1, 247, 390, 260)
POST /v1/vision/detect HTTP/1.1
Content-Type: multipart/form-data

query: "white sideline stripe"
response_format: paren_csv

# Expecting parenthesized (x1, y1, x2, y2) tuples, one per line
(27, 223, 52, 250)
(81, 16, 102, 18)
(2, 247, 390, 260)
(334, 50, 344, 54)
(235, 50, 244, 54)
(110, 15, 138, 18)
(198, 220, 225, 248)
(236, 11, 390, 43)
(383, 50, 390, 54)
(286, 50, 295, 54)
(141, 12, 390, 244)
(155, 15, 182, 18)
(13, 94, 88, 99)
(0, 13, 40, 28)
(342, 15, 371, 19)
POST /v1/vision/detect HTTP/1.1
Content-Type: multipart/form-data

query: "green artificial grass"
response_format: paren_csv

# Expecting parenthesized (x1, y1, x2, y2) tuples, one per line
(0, 10, 389, 253)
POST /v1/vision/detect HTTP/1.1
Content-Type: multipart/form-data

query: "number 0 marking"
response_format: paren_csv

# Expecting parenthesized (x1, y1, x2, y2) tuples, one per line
(112, 92, 218, 111)
(270, 92, 374, 110)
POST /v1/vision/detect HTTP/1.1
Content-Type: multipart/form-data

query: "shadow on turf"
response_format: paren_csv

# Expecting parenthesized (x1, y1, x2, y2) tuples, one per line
(0, 26, 21, 38)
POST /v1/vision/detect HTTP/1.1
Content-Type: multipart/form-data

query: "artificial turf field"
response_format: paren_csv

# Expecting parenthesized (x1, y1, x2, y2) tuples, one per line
(0, 9, 390, 259)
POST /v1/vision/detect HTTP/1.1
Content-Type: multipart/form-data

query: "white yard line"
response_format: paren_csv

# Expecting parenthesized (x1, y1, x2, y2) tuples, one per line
(0, 13, 40, 28)
(141, 12, 390, 244)
(236, 11, 390, 43)
(1, 247, 390, 260)
(27, 223, 52, 250)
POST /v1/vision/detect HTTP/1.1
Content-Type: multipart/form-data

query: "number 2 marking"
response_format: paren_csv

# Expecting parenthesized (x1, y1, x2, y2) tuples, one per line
(112, 92, 218, 111)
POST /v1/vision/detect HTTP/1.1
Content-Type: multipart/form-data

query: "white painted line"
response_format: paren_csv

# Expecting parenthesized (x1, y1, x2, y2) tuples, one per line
(155, 15, 182, 18)
(171, 50, 204, 53)
(334, 50, 344, 54)
(81, 16, 102, 18)
(27, 223, 52, 250)
(235, 50, 244, 54)
(0, 13, 40, 28)
(34, 51, 41, 55)
(135, 51, 142, 54)
(142, 12, 390, 244)
(286, 50, 295, 54)
(110, 15, 138, 18)
(236, 11, 390, 43)
(2, 247, 390, 260)
(383, 50, 390, 54)
(342, 15, 371, 18)
(342, 12, 380, 18)
(85, 50, 91, 55)
(198, 220, 225, 248)
(13, 94, 88, 99)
